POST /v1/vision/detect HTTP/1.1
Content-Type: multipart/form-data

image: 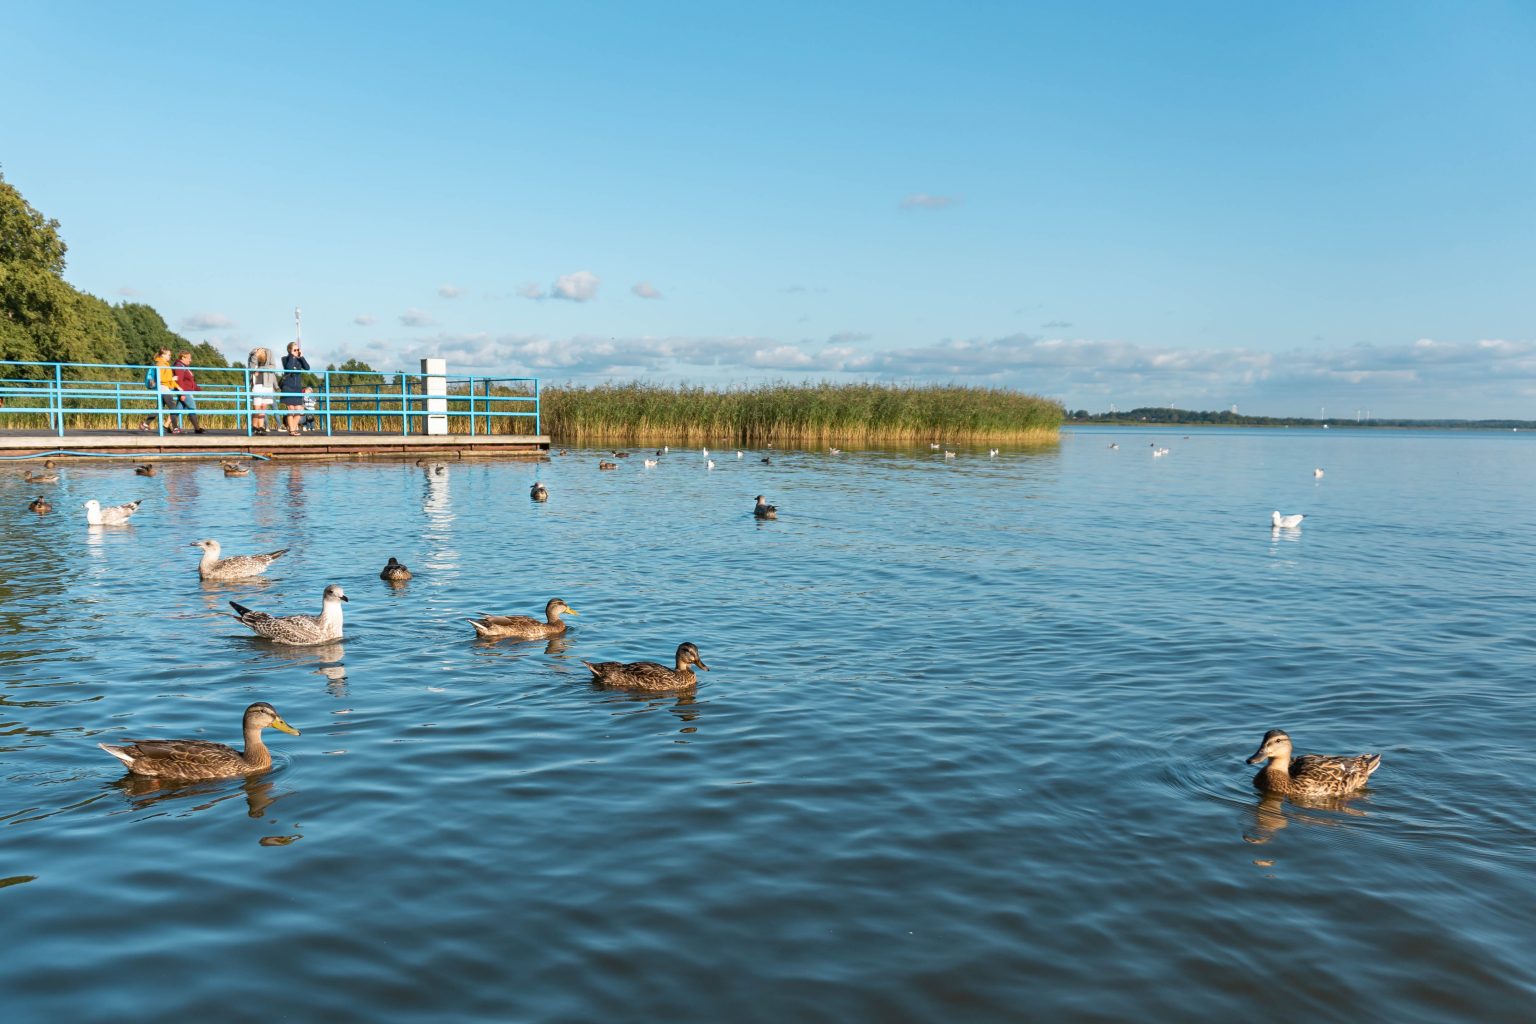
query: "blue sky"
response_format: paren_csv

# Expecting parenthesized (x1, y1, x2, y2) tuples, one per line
(4, 1, 1533, 418)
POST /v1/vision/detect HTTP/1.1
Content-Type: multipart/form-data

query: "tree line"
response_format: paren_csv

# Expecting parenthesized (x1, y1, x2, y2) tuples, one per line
(0, 168, 384, 388)
(1068, 406, 1536, 430)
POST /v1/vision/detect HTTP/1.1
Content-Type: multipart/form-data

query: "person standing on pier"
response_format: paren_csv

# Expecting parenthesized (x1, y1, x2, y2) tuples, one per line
(168, 351, 206, 434)
(280, 340, 311, 436)
(248, 347, 278, 435)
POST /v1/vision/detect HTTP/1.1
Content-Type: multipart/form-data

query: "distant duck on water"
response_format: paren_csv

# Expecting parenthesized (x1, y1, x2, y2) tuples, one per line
(530, 482, 548, 502)
(467, 598, 577, 640)
(135, 463, 156, 476)
(28, 495, 51, 514)
(379, 557, 412, 582)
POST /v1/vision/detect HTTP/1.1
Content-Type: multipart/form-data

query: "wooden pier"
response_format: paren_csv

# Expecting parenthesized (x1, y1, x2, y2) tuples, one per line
(0, 429, 551, 461)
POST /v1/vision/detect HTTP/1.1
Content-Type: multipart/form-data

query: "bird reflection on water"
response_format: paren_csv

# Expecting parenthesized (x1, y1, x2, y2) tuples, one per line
(111, 772, 292, 828)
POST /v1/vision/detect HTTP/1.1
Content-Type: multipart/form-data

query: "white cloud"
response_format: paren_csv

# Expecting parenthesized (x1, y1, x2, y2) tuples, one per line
(180, 313, 235, 330)
(517, 283, 547, 300)
(1041, 320, 1072, 330)
(552, 270, 600, 302)
(631, 281, 663, 300)
(353, 314, 377, 326)
(899, 193, 959, 210)
(438, 284, 464, 298)
(399, 308, 437, 327)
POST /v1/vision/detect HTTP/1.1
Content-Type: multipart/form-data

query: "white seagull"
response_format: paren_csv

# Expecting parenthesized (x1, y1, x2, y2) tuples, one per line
(84, 498, 143, 526)
(1271, 511, 1305, 529)
(1313, 468, 1325, 478)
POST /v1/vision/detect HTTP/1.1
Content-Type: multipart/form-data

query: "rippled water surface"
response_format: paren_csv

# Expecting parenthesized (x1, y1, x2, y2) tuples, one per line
(3, 427, 1534, 1022)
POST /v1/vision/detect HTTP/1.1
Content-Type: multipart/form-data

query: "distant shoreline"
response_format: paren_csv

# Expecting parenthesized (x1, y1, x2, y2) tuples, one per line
(1067, 410, 1531, 431)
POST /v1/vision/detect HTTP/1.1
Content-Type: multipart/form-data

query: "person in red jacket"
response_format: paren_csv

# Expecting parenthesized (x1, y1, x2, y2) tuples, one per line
(168, 351, 206, 434)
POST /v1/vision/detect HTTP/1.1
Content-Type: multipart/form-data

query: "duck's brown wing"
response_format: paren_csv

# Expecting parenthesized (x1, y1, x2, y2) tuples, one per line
(113, 739, 248, 779)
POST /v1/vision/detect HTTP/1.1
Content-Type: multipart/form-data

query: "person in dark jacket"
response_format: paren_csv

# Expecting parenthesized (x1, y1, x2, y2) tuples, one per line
(280, 340, 311, 436)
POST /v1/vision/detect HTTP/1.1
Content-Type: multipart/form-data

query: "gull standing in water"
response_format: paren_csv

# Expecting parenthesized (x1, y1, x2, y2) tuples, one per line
(230, 584, 348, 645)
(84, 499, 143, 525)
(191, 539, 289, 581)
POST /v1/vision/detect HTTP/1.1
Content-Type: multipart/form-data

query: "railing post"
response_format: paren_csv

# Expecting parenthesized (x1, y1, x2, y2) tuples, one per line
(401, 374, 410, 436)
(52, 362, 64, 436)
(468, 376, 476, 437)
(534, 376, 541, 436)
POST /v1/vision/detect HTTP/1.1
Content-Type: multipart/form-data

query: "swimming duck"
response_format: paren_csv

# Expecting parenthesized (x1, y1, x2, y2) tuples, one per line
(24, 461, 59, 484)
(98, 701, 300, 780)
(530, 482, 548, 502)
(1245, 729, 1381, 799)
(379, 557, 412, 582)
(467, 598, 577, 640)
(614, 450, 630, 458)
(221, 461, 251, 476)
(1314, 468, 1325, 478)
(191, 539, 289, 581)
(84, 498, 143, 525)
(582, 642, 709, 692)
(760, 456, 771, 464)
(753, 495, 778, 519)
(28, 495, 51, 514)
(598, 460, 618, 470)
(1271, 510, 1305, 529)
(230, 584, 347, 645)
(134, 464, 156, 476)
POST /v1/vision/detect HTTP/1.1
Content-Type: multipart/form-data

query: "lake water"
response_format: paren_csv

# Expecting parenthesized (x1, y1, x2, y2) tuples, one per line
(3, 427, 1533, 1022)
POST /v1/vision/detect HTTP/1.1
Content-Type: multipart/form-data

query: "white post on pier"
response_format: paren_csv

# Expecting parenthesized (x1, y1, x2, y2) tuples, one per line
(422, 357, 448, 435)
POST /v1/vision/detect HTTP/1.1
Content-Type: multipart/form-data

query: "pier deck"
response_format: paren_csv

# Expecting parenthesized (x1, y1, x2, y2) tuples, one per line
(0, 429, 550, 461)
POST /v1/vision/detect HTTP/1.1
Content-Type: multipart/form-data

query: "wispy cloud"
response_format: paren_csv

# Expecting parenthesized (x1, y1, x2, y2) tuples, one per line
(1041, 320, 1072, 330)
(517, 283, 547, 301)
(180, 313, 235, 331)
(399, 308, 437, 327)
(899, 193, 958, 210)
(631, 281, 662, 300)
(368, 330, 1536, 419)
(552, 271, 600, 303)
(353, 314, 377, 326)
(438, 284, 464, 298)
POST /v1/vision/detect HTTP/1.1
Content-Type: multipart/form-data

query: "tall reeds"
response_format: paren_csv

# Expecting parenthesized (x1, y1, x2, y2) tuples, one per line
(538, 381, 1063, 444)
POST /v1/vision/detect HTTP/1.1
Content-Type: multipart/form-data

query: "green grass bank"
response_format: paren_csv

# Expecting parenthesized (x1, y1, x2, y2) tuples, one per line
(539, 381, 1063, 445)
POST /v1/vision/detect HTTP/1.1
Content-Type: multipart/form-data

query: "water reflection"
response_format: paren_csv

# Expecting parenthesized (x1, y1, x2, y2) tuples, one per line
(1241, 791, 1371, 850)
(598, 688, 707, 733)
(242, 641, 347, 696)
(111, 772, 289, 823)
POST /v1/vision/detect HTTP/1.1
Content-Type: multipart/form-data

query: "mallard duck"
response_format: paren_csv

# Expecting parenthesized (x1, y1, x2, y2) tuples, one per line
(614, 450, 630, 458)
(28, 495, 51, 514)
(135, 463, 156, 476)
(24, 461, 59, 484)
(1245, 729, 1381, 799)
(467, 598, 577, 640)
(191, 539, 289, 580)
(380, 557, 412, 581)
(84, 498, 143, 525)
(1272, 510, 1305, 529)
(598, 460, 618, 470)
(530, 482, 548, 502)
(98, 702, 300, 780)
(582, 642, 709, 692)
(753, 495, 777, 519)
(221, 461, 251, 476)
(230, 584, 347, 645)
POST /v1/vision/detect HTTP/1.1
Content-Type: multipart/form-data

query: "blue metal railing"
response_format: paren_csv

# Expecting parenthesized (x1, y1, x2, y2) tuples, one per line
(0, 361, 540, 439)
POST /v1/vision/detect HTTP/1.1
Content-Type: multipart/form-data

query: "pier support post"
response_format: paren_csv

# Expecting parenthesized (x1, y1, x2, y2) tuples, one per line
(422, 358, 448, 435)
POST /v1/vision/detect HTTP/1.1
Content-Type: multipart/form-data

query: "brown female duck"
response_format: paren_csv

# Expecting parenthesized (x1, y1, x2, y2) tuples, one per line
(467, 598, 576, 640)
(97, 702, 300, 780)
(1245, 729, 1381, 799)
(582, 642, 709, 692)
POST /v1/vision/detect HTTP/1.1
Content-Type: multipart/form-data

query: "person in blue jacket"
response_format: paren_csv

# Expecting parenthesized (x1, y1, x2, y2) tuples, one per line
(279, 340, 311, 436)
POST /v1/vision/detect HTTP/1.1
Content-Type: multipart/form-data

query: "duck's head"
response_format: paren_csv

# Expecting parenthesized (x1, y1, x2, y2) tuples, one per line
(1246, 729, 1293, 764)
(323, 584, 349, 603)
(677, 642, 709, 671)
(245, 701, 300, 736)
(385, 557, 404, 567)
(546, 598, 577, 618)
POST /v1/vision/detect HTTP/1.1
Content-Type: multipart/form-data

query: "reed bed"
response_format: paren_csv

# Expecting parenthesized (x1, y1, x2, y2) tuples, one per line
(539, 381, 1063, 445)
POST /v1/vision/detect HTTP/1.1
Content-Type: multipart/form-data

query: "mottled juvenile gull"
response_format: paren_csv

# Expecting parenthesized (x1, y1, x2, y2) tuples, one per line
(84, 498, 143, 525)
(753, 495, 778, 520)
(192, 539, 289, 581)
(230, 584, 348, 645)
